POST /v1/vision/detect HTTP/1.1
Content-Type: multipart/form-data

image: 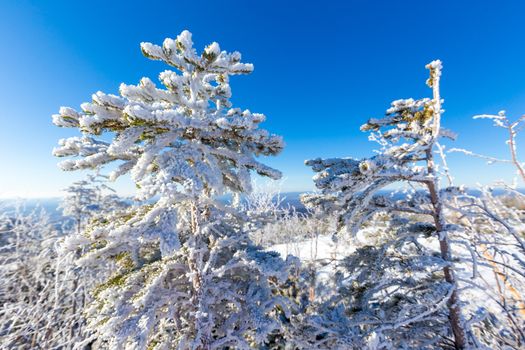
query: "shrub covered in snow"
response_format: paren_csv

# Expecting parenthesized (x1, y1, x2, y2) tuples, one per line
(0, 204, 104, 348)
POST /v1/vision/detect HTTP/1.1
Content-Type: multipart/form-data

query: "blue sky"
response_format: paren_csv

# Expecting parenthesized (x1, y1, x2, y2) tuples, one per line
(1, 0, 525, 197)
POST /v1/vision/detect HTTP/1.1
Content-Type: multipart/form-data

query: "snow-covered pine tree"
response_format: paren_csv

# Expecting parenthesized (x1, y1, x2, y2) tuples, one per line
(303, 61, 468, 348)
(53, 30, 293, 349)
(60, 174, 126, 235)
(58, 173, 127, 348)
(60, 179, 97, 235)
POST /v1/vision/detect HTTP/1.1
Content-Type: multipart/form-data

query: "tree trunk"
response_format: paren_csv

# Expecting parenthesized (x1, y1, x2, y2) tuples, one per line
(426, 61, 467, 349)
(188, 201, 211, 350)
(426, 150, 467, 349)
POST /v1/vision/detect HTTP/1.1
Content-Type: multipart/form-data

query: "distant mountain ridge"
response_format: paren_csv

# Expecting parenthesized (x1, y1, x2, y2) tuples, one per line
(1, 188, 523, 217)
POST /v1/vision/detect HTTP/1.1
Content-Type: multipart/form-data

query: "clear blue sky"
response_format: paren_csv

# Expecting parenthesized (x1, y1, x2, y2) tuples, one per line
(1, 0, 525, 197)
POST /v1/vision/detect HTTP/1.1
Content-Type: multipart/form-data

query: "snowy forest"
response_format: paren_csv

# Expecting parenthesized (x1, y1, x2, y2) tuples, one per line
(1, 30, 525, 349)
